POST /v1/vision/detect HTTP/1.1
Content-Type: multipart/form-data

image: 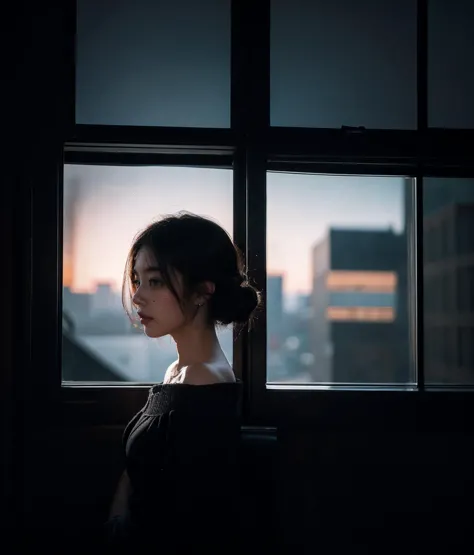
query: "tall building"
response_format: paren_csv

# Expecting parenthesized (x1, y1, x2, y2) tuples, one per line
(424, 202, 474, 383)
(267, 275, 284, 350)
(267, 274, 286, 380)
(405, 177, 474, 384)
(311, 228, 409, 383)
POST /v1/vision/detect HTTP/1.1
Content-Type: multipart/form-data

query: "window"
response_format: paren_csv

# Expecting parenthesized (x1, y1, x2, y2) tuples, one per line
(267, 173, 413, 385)
(62, 164, 233, 383)
(76, 0, 231, 127)
(424, 178, 474, 385)
(429, 0, 474, 128)
(270, 0, 417, 129)
(26, 1, 474, 425)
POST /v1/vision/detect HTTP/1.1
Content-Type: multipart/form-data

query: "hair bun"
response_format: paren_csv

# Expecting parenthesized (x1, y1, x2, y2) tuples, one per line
(210, 277, 261, 326)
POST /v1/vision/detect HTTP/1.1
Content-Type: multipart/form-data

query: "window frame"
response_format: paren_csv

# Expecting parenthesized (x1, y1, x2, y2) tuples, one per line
(27, 0, 474, 429)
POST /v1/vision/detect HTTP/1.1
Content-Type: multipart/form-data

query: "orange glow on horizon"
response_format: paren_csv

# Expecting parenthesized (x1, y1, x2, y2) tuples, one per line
(62, 165, 405, 298)
(63, 256, 74, 288)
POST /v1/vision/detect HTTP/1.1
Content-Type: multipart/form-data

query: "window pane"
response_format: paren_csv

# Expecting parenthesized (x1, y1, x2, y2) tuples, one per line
(424, 178, 474, 384)
(62, 165, 233, 383)
(267, 173, 413, 384)
(429, 1, 474, 128)
(271, 0, 417, 129)
(76, 0, 230, 127)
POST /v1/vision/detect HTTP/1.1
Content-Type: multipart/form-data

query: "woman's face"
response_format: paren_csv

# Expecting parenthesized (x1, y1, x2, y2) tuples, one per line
(131, 247, 191, 338)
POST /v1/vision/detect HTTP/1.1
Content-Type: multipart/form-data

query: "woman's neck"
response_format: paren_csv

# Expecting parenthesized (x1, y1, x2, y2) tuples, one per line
(172, 324, 224, 369)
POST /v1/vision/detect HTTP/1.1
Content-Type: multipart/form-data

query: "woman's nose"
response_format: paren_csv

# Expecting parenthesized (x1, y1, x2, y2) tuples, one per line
(132, 289, 143, 307)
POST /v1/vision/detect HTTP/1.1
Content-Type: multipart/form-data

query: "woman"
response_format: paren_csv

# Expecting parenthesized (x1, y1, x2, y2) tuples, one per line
(104, 212, 261, 553)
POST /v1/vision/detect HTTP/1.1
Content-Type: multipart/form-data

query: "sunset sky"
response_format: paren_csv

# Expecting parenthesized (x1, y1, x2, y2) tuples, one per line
(64, 165, 405, 295)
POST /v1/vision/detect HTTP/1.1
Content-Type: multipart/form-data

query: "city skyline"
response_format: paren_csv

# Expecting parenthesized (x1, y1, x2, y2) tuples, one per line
(64, 165, 405, 295)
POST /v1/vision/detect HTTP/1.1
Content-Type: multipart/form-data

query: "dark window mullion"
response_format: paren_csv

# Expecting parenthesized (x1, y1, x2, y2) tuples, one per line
(69, 124, 236, 150)
(246, 147, 268, 423)
(231, 0, 249, 414)
(230, 0, 248, 136)
(29, 2, 74, 410)
(31, 140, 64, 409)
(268, 128, 419, 161)
(64, 0, 76, 136)
(237, 0, 270, 421)
(231, 0, 271, 135)
(268, 127, 474, 170)
(417, 0, 428, 132)
(232, 148, 248, 394)
(416, 0, 428, 390)
(63, 150, 233, 168)
(231, 0, 270, 420)
(415, 174, 425, 391)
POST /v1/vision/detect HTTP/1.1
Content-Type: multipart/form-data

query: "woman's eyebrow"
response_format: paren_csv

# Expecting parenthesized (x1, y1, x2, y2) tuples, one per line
(132, 266, 161, 274)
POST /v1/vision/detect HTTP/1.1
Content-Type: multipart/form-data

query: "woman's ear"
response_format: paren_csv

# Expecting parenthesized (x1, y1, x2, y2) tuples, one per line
(194, 281, 215, 306)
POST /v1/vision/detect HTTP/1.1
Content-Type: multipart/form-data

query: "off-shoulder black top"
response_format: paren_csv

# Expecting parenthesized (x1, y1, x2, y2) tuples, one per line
(104, 380, 243, 554)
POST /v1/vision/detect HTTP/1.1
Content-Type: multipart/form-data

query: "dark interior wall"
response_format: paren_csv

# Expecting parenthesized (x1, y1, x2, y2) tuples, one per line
(278, 427, 474, 553)
(8, 4, 474, 554)
(3, 3, 30, 537)
(1, 150, 14, 537)
(22, 421, 474, 553)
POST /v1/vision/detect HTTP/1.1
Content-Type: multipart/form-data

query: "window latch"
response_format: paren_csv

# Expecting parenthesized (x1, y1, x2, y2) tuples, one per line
(341, 125, 366, 134)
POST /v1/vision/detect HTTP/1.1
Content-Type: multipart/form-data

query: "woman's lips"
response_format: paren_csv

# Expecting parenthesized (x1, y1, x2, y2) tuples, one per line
(138, 313, 153, 324)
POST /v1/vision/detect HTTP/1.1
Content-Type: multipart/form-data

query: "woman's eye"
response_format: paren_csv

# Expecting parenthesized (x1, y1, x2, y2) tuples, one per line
(131, 277, 162, 289)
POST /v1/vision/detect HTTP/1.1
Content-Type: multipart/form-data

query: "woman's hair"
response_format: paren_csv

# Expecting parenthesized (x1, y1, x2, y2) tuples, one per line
(122, 212, 262, 328)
